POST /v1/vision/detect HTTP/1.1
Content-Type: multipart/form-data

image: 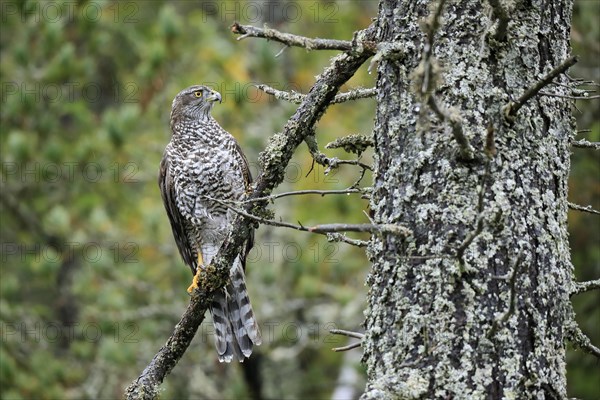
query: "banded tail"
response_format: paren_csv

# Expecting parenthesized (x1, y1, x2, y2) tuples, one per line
(209, 256, 261, 362)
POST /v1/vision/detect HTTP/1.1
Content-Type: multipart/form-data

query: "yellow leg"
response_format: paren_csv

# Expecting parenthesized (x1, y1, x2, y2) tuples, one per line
(187, 252, 204, 294)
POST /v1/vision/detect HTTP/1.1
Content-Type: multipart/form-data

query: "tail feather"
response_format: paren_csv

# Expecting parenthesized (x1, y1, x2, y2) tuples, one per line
(226, 280, 253, 358)
(230, 257, 262, 346)
(210, 291, 233, 362)
(209, 256, 261, 362)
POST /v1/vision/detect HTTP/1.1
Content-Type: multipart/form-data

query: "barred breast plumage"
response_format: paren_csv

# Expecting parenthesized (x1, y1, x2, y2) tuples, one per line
(158, 84, 261, 362)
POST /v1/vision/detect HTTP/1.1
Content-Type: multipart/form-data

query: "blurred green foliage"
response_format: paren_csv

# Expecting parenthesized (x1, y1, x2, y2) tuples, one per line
(0, 1, 597, 399)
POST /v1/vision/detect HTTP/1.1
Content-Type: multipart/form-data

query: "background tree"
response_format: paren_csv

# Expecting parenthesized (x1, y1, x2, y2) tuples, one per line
(362, 0, 597, 398)
(1, 1, 598, 399)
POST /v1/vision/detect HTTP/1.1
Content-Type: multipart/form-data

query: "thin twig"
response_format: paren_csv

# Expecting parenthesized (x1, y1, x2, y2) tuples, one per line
(231, 22, 376, 53)
(205, 195, 411, 237)
(399, 254, 452, 260)
(330, 329, 365, 339)
(255, 84, 304, 103)
(310, 223, 409, 235)
(571, 139, 600, 150)
(568, 202, 600, 215)
(538, 91, 600, 100)
(305, 133, 373, 174)
(565, 320, 600, 359)
(420, 0, 447, 94)
(330, 329, 364, 352)
(326, 134, 374, 156)
(255, 84, 376, 105)
(326, 233, 369, 248)
(328, 158, 372, 171)
(570, 279, 600, 296)
(505, 55, 579, 119)
(417, 1, 474, 160)
(332, 88, 377, 103)
(368, 41, 405, 74)
(241, 188, 364, 204)
(350, 167, 369, 191)
(332, 342, 362, 352)
(274, 45, 288, 58)
(455, 218, 484, 267)
(429, 96, 475, 161)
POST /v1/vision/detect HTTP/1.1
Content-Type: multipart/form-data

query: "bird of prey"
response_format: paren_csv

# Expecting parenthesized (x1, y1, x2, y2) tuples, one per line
(158, 85, 261, 362)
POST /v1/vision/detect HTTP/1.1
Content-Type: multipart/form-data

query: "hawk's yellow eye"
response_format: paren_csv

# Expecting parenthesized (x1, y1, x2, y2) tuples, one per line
(194, 91, 202, 98)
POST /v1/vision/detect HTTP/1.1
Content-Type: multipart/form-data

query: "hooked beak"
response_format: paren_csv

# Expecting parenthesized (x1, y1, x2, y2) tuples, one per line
(207, 90, 222, 103)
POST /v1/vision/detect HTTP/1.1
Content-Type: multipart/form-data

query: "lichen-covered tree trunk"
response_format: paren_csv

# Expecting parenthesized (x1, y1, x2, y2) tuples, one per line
(363, 0, 574, 398)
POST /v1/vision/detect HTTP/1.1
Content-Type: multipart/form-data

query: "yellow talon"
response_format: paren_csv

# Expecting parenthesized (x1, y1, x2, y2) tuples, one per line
(186, 251, 204, 294)
(187, 270, 201, 294)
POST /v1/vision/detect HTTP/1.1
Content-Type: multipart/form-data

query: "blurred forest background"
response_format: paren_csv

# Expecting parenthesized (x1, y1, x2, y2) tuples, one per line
(0, 1, 597, 399)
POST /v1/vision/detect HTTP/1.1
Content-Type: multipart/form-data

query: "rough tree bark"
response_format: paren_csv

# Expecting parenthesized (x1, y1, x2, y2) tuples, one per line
(363, 0, 576, 398)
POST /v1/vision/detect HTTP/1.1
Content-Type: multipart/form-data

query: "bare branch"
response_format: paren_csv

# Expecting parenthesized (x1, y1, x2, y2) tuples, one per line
(368, 41, 405, 74)
(232, 200, 409, 236)
(504, 55, 579, 119)
(330, 329, 365, 339)
(255, 84, 304, 103)
(326, 233, 369, 248)
(333, 342, 362, 352)
(571, 139, 600, 150)
(305, 133, 373, 176)
(350, 167, 369, 191)
(274, 45, 288, 58)
(231, 22, 376, 53)
(326, 134, 374, 156)
(202, 195, 410, 238)
(326, 158, 373, 171)
(241, 188, 364, 204)
(568, 202, 600, 215)
(310, 223, 410, 236)
(420, 0, 447, 94)
(456, 217, 484, 267)
(255, 84, 376, 105)
(538, 91, 600, 100)
(399, 254, 452, 260)
(332, 88, 377, 103)
(565, 320, 600, 359)
(570, 279, 600, 296)
(330, 329, 363, 352)
(427, 0, 446, 44)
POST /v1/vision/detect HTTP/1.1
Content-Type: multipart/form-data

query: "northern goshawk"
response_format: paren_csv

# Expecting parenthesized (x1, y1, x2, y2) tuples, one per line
(158, 85, 261, 362)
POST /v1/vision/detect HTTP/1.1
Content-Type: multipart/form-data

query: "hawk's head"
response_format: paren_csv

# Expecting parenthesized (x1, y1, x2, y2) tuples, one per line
(170, 85, 222, 125)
